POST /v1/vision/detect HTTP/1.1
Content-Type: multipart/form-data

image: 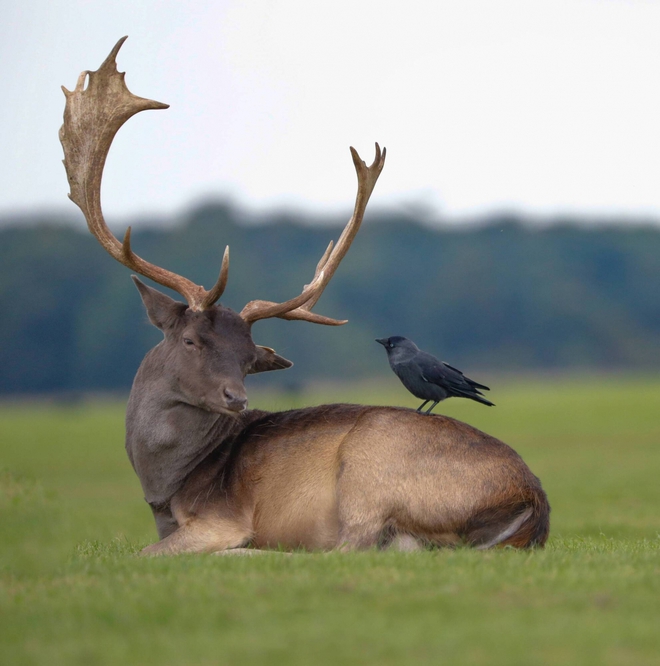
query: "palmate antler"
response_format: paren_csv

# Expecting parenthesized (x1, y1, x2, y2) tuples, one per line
(60, 37, 385, 322)
(60, 36, 229, 311)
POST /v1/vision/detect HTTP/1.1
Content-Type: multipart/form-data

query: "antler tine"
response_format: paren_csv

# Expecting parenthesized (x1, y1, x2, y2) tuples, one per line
(240, 143, 386, 326)
(60, 36, 229, 310)
(201, 246, 230, 310)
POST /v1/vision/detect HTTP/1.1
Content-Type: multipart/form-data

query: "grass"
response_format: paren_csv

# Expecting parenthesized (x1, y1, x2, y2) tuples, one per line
(1, 376, 660, 665)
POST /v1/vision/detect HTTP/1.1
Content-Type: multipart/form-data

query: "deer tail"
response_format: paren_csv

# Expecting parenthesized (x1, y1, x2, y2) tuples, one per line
(471, 484, 551, 550)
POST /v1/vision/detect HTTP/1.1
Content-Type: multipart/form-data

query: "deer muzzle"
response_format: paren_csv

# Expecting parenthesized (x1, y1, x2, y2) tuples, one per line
(196, 382, 248, 415)
(222, 387, 248, 413)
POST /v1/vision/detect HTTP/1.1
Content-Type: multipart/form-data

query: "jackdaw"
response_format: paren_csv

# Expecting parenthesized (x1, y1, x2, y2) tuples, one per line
(376, 336, 494, 413)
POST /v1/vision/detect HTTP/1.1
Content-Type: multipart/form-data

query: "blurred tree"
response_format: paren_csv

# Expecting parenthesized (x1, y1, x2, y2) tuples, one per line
(0, 206, 658, 394)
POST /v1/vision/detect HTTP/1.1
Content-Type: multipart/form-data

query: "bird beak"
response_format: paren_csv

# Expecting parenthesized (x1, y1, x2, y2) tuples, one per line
(375, 338, 388, 347)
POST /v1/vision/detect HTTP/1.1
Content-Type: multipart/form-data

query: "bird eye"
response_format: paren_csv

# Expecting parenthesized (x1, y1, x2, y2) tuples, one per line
(388, 342, 393, 348)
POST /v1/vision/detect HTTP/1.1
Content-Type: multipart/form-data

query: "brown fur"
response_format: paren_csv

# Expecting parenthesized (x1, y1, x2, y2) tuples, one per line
(143, 405, 550, 555)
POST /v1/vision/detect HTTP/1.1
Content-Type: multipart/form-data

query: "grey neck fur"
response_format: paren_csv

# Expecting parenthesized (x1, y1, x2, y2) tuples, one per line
(125, 343, 247, 509)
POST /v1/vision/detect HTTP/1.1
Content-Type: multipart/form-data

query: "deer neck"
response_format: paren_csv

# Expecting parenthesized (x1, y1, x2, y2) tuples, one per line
(124, 345, 251, 509)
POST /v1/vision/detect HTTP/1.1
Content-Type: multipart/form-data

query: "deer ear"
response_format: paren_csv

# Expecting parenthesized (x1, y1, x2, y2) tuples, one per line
(132, 276, 186, 330)
(248, 345, 294, 374)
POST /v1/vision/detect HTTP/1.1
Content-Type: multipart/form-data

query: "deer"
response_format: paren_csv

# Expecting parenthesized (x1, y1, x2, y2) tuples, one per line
(59, 37, 549, 556)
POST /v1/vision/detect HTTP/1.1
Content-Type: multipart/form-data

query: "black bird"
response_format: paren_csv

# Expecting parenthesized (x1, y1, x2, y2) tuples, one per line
(376, 336, 494, 413)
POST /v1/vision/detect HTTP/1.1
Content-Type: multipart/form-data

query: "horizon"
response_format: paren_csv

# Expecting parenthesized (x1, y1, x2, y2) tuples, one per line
(2, 198, 660, 232)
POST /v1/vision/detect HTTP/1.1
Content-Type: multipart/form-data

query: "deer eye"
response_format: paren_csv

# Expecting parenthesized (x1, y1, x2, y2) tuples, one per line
(183, 338, 195, 347)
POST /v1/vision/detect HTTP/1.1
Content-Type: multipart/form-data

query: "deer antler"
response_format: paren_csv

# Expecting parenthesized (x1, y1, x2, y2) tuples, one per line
(59, 36, 229, 311)
(240, 143, 386, 326)
(61, 38, 385, 320)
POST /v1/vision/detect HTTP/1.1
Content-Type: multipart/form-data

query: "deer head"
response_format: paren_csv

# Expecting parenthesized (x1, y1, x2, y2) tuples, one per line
(59, 37, 385, 413)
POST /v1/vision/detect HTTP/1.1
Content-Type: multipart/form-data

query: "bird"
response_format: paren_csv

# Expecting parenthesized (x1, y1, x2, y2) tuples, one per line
(376, 336, 494, 413)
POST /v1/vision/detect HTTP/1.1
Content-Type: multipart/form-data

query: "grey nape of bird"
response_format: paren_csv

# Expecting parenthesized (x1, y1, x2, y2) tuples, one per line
(376, 336, 494, 414)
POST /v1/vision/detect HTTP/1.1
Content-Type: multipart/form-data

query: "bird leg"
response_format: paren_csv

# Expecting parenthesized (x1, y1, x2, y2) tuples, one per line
(424, 401, 439, 415)
(416, 400, 430, 412)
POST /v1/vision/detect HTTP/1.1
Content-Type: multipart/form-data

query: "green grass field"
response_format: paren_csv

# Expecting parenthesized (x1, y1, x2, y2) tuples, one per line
(1, 377, 659, 665)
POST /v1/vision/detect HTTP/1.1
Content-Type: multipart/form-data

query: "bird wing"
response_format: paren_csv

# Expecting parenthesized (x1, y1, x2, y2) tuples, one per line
(441, 362, 490, 391)
(415, 353, 461, 388)
(416, 354, 489, 396)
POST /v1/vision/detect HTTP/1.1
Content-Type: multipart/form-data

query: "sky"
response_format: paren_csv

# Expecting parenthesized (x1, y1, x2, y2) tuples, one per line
(2, 0, 660, 225)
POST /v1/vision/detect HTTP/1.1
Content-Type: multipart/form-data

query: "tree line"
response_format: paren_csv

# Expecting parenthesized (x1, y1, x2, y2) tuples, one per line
(1, 203, 659, 394)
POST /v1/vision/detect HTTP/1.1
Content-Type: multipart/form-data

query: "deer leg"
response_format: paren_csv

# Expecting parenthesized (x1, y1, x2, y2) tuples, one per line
(336, 482, 385, 550)
(150, 503, 179, 540)
(337, 521, 384, 551)
(335, 477, 388, 550)
(140, 517, 252, 556)
(214, 548, 295, 557)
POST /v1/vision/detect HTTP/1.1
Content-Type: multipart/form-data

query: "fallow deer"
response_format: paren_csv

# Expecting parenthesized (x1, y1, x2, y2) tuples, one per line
(60, 37, 549, 555)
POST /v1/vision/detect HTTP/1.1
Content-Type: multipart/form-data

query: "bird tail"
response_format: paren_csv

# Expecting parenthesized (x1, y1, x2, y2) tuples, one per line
(454, 388, 495, 406)
(469, 393, 495, 407)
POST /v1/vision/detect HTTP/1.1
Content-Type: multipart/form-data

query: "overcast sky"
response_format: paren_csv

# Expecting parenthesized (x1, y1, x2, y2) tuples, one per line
(2, 0, 660, 225)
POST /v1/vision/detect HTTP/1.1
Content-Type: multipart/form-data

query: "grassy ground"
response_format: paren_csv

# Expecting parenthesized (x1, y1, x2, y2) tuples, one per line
(1, 377, 659, 665)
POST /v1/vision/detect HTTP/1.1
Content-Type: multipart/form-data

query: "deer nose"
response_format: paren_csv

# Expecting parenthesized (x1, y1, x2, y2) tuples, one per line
(223, 388, 248, 412)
